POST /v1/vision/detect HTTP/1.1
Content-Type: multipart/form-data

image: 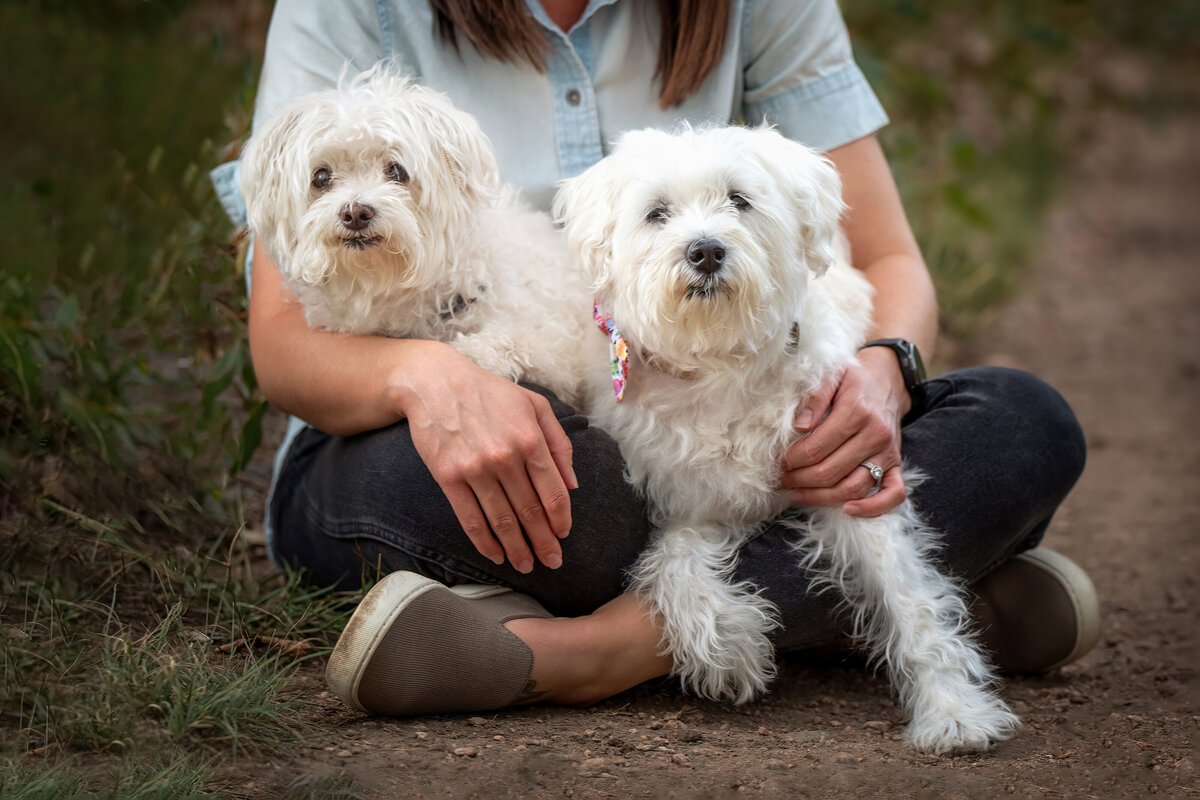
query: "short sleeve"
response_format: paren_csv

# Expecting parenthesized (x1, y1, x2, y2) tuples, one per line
(740, 0, 888, 151)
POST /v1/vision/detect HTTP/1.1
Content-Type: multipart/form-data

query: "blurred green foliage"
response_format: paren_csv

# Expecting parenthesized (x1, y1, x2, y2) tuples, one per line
(0, 2, 261, 525)
(845, 0, 1196, 334)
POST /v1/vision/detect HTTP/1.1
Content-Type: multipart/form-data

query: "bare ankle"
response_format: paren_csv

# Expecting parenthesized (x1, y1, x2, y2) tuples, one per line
(505, 595, 671, 707)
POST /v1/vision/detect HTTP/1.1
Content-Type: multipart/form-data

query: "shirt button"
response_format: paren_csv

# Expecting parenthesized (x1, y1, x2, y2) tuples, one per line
(566, 88, 582, 106)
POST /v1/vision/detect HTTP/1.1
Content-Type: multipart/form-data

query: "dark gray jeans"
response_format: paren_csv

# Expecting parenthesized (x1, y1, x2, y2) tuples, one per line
(271, 366, 1086, 651)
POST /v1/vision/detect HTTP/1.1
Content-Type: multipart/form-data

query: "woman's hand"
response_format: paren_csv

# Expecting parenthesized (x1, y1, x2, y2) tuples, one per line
(778, 347, 911, 517)
(392, 347, 578, 574)
(779, 134, 940, 517)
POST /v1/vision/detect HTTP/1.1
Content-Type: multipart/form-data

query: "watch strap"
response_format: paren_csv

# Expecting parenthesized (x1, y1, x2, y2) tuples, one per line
(860, 338, 927, 402)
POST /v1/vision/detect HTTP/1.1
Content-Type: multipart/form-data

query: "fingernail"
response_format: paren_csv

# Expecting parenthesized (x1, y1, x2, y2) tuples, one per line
(544, 552, 562, 569)
(844, 503, 861, 516)
(795, 408, 814, 429)
(789, 490, 803, 504)
(516, 560, 533, 574)
(568, 467, 579, 490)
(557, 527, 570, 539)
(490, 554, 505, 566)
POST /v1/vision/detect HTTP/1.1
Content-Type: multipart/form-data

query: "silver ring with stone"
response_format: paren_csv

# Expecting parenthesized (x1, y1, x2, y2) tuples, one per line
(860, 460, 884, 488)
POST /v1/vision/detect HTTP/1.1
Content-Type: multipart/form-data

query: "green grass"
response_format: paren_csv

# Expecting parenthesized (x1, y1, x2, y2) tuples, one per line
(0, 0, 1191, 796)
(0, 752, 223, 799)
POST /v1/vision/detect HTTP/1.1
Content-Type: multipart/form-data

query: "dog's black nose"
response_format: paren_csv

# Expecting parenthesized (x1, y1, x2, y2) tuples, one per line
(686, 238, 726, 275)
(340, 202, 375, 231)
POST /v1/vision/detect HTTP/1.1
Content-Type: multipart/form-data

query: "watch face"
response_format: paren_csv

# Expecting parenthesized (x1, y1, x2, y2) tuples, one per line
(907, 341, 927, 382)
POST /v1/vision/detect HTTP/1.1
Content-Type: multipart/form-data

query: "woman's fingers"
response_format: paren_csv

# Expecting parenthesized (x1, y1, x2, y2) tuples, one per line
(793, 372, 840, 433)
(789, 459, 907, 514)
(439, 481, 506, 566)
(471, 475, 550, 574)
(844, 466, 907, 517)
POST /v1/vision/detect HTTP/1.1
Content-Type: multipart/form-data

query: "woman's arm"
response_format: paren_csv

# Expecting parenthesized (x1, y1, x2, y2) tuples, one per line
(248, 240, 577, 573)
(778, 133, 937, 516)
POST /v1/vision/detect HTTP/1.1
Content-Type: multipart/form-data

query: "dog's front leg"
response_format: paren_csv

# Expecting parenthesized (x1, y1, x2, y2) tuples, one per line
(802, 504, 1021, 753)
(628, 523, 779, 704)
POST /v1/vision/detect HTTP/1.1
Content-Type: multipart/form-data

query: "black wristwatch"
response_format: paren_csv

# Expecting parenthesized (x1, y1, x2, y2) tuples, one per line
(860, 338, 927, 406)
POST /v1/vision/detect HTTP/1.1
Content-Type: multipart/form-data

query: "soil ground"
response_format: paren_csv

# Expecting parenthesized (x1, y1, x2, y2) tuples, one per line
(238, 109, 1199, 799)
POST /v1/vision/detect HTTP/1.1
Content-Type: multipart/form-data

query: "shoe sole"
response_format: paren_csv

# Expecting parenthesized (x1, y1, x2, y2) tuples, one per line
(1013, 547, 1101, 671)
(325, 572, 515, 712)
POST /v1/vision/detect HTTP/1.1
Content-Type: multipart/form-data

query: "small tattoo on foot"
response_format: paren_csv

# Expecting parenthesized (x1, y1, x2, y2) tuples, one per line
(514, 679, 548, 705)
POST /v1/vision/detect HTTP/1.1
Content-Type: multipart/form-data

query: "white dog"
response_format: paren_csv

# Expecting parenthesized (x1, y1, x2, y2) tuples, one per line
(239, 67, 592, 405)
(554, 125, 1020, 753)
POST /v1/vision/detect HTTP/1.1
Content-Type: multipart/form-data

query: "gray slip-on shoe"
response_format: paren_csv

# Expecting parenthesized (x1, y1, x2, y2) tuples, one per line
(326, 571, 552, 716)
(972, 546, 1101, 674)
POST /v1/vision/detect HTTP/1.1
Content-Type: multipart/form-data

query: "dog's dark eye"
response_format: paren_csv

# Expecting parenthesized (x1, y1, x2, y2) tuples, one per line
(730, 193, 751, 211)
(645, 205, 669, 224)
(386, 162, 410, 184)
(311, 167, 332, 191)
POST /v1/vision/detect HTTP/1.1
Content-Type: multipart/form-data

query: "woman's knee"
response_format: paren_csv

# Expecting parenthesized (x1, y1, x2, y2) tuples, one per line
(925, 366, 1086, 491)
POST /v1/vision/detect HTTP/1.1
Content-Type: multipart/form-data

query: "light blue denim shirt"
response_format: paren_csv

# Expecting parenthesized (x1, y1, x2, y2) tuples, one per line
(210, 0, 888, 561)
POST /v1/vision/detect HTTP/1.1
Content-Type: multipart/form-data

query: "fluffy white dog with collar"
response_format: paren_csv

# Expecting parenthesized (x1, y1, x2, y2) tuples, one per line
(239, 67, 593, 405)
(554, 125, 1020, 753)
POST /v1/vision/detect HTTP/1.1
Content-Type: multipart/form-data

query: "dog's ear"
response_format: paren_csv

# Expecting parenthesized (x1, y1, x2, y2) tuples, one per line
(748, 127, 845, 276)
(552, 157, 622, 292)
(413, 95, 501, 212)
(370, 73, 501, 217)
(240, 103, 311, 274)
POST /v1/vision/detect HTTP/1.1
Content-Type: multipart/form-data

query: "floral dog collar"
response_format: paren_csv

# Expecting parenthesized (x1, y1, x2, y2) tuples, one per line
(592, 300, 628, 402)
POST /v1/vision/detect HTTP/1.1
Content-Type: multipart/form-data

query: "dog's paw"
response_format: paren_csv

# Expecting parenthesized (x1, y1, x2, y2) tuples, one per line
(904, 694, 1021, 755)
(678, 627, 775, 705)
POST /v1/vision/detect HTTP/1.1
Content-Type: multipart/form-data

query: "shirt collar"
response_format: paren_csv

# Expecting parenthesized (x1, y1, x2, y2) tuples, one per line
(523, 0, 621, 36)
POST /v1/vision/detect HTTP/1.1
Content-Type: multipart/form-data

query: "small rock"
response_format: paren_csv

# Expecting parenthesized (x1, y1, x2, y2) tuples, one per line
(453, 746, 478, 757)
(467, 716, 488, 726)
(647, 720, 664, 730)
(763, 759, 789, 770)
(671, 753, 689, 765)
(336, 750, 352, 758)
(863, 720, 891, 733)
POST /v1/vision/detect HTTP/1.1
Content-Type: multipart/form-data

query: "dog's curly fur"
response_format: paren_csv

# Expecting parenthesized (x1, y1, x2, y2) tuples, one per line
(240, 66, 593, 405)
(555, 125, 1020, 753)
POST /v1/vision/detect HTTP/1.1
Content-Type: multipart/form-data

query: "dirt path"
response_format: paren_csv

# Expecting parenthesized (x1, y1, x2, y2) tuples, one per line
(249, 110, 1199, 799)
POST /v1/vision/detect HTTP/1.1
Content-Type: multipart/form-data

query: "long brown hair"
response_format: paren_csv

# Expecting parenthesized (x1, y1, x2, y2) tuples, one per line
(429, 0, 731, 109)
